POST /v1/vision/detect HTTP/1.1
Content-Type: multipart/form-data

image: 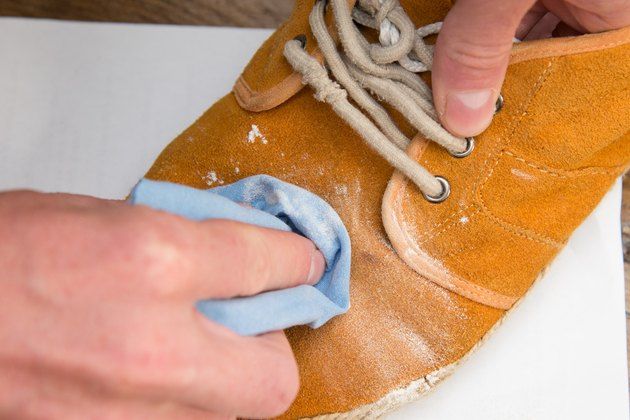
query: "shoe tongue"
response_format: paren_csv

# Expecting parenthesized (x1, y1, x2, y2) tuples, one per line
(399, 0, 453, 27)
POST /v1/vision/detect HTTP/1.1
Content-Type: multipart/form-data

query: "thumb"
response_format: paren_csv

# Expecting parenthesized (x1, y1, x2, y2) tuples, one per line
(432, 0, 536, 137)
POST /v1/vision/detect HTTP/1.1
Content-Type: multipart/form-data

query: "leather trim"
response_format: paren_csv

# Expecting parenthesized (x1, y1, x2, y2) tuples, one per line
(510, 25, 630, 64)
(233, 0, 353, 112)
(382, 135, 518, 310)
(234, 25, 629, 113)
(233, 49, 323, 112)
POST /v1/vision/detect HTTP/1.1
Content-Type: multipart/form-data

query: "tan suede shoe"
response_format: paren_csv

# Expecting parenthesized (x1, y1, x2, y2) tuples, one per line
(143, 0, 630, 417)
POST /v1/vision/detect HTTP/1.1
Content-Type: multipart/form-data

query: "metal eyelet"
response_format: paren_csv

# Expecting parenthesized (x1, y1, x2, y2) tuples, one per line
(423, 176, 450, 204)
(449, 137, 474, 158)
(293, 34, 307, 49)
(494, 93, 504, 114)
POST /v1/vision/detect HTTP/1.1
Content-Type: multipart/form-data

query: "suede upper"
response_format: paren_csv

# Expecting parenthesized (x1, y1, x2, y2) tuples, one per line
(143, 0, 630, 417)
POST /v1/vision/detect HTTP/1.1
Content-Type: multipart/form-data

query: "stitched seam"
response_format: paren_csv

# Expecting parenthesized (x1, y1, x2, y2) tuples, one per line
(474, 60, 559, 246)
(476, 60, 556, 194)
(502, 150, 627, 177)
(395, 137, 475, 243)
(411, 60, 556, 244)
(477, 192, 564, 248)
(391, 61, 557, 304)
(443, 214, 558, 298)
(407, 250, 517, 307)
(418, 203, 474, 245)
(401, 136, 471, 244)
(439, 209, 483, 259)
(476, 149, 624, 244)
(417, 205, 476, 246)
(454, 264, 523, 300)
(391, 193, 516, 308)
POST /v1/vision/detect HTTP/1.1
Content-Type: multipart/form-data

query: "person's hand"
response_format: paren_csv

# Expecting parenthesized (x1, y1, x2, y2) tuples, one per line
(0, 191, 325, 419)
(432, 0, 630, 137)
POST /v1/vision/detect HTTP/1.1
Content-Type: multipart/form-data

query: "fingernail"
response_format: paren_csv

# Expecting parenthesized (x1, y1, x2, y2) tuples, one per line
(443, 89, 496, 137)
(307, 250, 326, 285)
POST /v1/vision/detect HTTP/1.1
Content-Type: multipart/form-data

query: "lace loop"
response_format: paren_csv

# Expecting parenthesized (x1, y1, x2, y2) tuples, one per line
(284, 0, 487, 201)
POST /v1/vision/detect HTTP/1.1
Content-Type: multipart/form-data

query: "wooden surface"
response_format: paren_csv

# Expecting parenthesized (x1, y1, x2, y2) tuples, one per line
(0, 0, 292, 28)
(2, 0, 629, 378)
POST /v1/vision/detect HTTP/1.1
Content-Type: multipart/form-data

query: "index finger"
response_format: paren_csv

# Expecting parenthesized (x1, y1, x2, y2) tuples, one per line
(180, 219, 326, 299)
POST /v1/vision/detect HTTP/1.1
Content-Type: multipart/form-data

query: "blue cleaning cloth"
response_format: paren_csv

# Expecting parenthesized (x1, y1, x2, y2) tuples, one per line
(129, 175, 351, 336)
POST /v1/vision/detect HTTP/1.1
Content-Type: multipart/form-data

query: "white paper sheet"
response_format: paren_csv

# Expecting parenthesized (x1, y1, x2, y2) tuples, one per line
(0, 18, 627, 419)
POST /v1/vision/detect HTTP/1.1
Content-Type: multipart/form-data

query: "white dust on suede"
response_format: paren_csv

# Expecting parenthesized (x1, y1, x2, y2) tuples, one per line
(246, 124, 268, 144)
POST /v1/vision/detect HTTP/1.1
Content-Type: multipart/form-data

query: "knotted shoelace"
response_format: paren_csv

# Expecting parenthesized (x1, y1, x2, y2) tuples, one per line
(284, 0, 499, 202)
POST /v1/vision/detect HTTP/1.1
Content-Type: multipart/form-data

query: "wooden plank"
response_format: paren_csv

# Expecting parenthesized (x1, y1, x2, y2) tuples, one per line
(0, 0, 293, 28)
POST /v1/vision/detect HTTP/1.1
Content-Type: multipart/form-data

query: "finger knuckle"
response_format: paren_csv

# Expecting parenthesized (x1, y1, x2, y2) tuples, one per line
(247, 237, 274, 294)
(217, 222, 273, 295)
(119, 212, 193, 296)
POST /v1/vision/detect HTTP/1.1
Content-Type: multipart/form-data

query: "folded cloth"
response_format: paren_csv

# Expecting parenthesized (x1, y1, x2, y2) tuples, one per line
(129, 175, 351, 336)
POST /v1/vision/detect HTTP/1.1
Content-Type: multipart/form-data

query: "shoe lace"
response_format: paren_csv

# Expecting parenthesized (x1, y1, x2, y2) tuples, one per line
(284, 0, 494, 203)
